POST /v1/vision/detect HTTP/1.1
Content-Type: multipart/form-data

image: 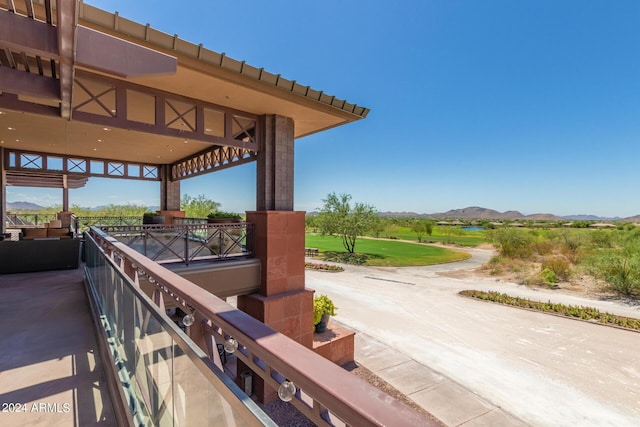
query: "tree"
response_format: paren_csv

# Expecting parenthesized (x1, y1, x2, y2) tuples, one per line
(305, 214, 319, 233)
(317, 193, 377, 253)
(370, 216, 385, 238)
(180, 194, 221, 218)
(411, 218, 435, 242)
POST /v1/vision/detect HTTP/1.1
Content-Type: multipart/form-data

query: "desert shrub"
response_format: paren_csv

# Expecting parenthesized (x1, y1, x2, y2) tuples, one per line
(321, 251, 377, 265)
(540, 268, 558, 285)
(555, 230, 588, 255)
(484, 256, 504, 275)
(305, 263, 344, 272)
(590, 230, 614, 248)
(530, 240, 554, 256)
(621, 227, 640, 245)
(488, 228, 535, 259)
(541, 257, 572, 281)
(590, 252, 640, 296)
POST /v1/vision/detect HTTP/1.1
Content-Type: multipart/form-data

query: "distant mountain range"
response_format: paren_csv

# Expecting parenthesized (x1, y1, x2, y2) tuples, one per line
(8, 202, 640, 222)
(7, 201, 44, 211)
(7, 202, 159, 212)
(379, 206, 639, 222)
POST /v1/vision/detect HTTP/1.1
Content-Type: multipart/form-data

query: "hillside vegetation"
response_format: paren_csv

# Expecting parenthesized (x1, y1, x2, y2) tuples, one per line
(486, 226, 640, 298)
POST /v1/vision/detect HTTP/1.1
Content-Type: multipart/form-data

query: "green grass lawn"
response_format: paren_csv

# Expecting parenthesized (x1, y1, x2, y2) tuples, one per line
(305, 234, 471, 267)
(373, 225, 487, 247)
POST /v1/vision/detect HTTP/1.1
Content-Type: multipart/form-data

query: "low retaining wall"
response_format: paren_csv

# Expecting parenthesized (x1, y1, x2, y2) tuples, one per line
(313, 323, 355, 366)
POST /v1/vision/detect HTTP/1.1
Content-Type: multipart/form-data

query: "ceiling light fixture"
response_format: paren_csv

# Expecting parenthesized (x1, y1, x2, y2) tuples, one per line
(103, 127, 111, 131)
(7, 127, 15, 130)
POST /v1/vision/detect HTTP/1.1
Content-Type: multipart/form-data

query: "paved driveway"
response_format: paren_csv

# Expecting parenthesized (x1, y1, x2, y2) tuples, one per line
(306, 248, 640, 426)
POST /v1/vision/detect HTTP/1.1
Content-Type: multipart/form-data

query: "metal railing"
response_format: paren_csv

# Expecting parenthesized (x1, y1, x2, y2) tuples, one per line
(88, 226, 434, 427)
(75, 216, 143, 232)
(99, 223, 253, 265)
(173, 217, 209, 225)
(5, 213, 58, 227)
(84, 231, 275, 426)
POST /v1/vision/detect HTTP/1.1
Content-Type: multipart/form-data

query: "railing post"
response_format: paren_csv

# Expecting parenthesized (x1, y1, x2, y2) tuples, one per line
(188, 312, 218, 366)
(184, 224, 190, 265)
(143, 228, 148, 256)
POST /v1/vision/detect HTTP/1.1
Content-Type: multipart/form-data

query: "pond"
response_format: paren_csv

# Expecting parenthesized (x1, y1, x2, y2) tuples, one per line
(461, 226, 484, 231)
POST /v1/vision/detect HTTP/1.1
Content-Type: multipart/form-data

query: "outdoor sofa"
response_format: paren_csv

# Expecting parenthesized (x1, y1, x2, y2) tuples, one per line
(0, 237, 82, 274)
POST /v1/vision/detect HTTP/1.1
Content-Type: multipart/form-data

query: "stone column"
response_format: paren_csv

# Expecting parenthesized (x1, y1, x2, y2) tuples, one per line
(236, 115, 313, 402)
(160, 164, 181, 211)
(239, 211, 313, 344)
(256, 115, 294, 211)
(62, 174, 69, 212)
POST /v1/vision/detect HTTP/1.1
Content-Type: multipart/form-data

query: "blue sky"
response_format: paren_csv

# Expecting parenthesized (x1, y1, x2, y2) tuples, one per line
(8, 1, 640, 217)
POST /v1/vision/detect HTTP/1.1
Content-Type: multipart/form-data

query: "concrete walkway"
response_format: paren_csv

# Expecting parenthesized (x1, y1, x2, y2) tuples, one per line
(354, 326, 527, 426)
(307, 247, 640, 426)
(0, 269, 117, 427)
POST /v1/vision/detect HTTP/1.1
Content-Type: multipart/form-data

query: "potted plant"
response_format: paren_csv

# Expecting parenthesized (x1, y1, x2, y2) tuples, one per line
(313, 294, 337, 333)
(207, 211, 243, 223)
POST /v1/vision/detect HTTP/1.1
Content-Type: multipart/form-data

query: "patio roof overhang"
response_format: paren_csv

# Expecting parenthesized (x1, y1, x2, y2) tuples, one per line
(0, 1, 369, 174)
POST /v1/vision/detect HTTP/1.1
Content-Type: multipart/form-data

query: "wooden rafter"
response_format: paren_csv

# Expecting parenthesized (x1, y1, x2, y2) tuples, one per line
(56, 0, 77, 120)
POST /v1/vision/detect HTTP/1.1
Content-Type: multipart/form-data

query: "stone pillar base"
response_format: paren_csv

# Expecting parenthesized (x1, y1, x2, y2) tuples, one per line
(158, 210, 185, 224)
(237, 210, 311, 402)
(238, 289, 314, 348)
(236, 290, 313, 403)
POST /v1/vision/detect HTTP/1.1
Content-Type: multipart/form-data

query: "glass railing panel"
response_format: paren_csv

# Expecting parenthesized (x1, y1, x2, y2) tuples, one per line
(131, 294, 173, 426)
(83, 234, 272, 426)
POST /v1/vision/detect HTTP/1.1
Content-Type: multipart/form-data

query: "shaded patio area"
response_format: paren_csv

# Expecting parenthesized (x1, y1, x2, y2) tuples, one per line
(0, 269, 117, 426)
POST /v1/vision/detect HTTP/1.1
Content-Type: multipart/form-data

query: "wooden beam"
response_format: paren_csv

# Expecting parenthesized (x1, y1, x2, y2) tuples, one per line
(0, 10, 59, 58)
(56, 0, 78, 120)
(76, 26, 177, 78)
(0, 66, 60, 101)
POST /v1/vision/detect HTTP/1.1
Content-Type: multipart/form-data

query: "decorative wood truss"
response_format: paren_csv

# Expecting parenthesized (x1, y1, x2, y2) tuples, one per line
(4, 148, 160, 188)
(69, 72, 261, 181)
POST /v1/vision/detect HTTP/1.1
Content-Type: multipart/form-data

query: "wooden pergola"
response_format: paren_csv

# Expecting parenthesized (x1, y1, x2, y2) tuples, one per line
(0, 0, 368, 218)
(1, 0, 370, 401)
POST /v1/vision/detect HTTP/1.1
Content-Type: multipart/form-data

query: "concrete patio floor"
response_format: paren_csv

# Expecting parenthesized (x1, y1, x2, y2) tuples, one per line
(0, 268, 117, 427)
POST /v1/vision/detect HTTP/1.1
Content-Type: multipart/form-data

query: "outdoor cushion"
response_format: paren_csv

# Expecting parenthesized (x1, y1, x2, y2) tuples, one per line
(22, 228, 48, 239)
(47, 228, 71, 238)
